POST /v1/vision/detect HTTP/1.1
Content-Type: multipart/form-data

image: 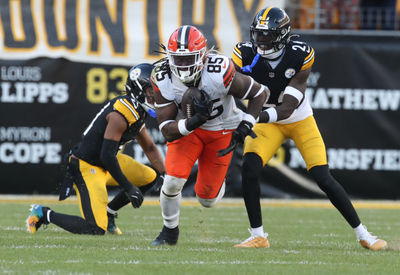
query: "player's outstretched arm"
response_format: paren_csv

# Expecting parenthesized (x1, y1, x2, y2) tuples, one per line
(259, 67, 311, 123)
(100, 111, 143, 208)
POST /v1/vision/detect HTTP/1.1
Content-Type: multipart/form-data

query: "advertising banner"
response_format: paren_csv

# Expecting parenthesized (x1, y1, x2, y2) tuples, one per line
(0, 0, 398, 198)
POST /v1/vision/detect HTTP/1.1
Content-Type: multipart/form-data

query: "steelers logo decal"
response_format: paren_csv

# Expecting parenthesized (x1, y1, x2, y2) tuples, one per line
(130, 68, 141, 81)
(285, 68, 296, 79)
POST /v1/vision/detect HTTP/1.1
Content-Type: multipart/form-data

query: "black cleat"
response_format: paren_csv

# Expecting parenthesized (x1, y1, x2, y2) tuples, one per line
(151, 226, 179, 246)
(107, 212, 122, 235)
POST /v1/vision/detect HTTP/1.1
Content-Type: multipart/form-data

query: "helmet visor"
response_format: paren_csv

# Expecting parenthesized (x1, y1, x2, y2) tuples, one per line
(171, 54, 196, 67)
(252, 30, 278, 50)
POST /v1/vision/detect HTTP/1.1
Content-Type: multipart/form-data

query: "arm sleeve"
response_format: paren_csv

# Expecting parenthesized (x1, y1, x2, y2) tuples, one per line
(100, 139, 132, 192)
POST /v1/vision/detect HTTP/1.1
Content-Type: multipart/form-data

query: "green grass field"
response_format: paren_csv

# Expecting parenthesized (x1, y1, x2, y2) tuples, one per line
(1, 197, 399, 274)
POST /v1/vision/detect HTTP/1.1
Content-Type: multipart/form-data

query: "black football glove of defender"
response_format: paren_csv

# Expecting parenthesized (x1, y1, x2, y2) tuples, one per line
(125, 185, 144, 208)
(186, 90, 214, 131)
(218, 120, 257, 157)
(149, 172, 165, 194)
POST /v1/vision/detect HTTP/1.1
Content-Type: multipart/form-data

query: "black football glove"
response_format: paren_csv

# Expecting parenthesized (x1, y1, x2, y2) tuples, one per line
(218, 120, 257, 157)
(125, 185, 144, 208)
(186, 90, 214, 131)
(192, 89, 213, 120)
(149, 172, 165, 194)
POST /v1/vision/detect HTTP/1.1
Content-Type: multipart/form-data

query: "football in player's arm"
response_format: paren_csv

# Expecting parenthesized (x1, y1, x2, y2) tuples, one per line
(231, 7, 386, 251)
(26, 63, 165, 236)
(150, 25, 267, 246)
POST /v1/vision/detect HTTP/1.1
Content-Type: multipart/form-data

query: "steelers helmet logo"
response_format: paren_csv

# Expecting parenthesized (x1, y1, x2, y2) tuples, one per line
(285, 68, 296, 79)
(130, 68, 141, 81)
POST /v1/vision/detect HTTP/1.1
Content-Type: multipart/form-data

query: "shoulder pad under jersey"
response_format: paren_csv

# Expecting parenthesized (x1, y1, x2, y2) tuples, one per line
(287, 40, 315, 71)
(232, 41, 254, 68)
(203, 54, 235, 92)
(112, 96, 141, 126)
(150, 62, 178, 101)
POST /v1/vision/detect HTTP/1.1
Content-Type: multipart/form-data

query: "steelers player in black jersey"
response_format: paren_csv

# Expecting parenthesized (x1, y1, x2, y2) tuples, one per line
(230, 7, 386, 250)
(26, 63, 165, 235)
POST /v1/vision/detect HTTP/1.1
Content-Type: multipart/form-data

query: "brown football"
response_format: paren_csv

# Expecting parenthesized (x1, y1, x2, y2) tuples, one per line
(180, 87, 201, 118)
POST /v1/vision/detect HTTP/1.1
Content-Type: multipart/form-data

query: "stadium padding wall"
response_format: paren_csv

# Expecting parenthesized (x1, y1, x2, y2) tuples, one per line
(0, 0, 399, 198)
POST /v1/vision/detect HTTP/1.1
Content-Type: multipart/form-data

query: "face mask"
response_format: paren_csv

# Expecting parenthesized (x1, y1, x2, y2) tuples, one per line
(257, 47, 284, 60)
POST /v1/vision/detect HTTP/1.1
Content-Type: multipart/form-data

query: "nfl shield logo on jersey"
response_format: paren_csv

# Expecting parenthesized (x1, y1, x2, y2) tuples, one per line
(284, 68, 296, 78)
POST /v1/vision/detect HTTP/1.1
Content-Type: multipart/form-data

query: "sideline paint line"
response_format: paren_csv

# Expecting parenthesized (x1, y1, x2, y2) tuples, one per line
(0, 195, 399, 209)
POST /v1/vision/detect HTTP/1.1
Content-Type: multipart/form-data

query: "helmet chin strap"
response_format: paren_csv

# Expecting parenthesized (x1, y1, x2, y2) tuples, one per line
(257, 47, 284, 60)
(140, 101, 156, 118)
(130, 80, 156, 118)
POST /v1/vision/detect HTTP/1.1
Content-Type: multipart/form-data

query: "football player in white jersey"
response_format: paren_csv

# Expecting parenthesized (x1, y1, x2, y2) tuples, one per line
(150, 25, 267, 245)
(231, 7, 386, 251)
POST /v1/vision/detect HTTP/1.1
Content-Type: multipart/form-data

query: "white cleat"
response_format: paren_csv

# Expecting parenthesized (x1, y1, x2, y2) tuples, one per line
(234, 229, 270, 248)
(358, 227, 387, 251)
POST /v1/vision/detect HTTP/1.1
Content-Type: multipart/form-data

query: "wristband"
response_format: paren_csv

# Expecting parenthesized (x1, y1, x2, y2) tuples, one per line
(265, 108, 278, 123)
(178, 119, 192, 136)
(283, 86, 303, 102)
(242, 113, 256, 126)
(159, 120, 174, 131)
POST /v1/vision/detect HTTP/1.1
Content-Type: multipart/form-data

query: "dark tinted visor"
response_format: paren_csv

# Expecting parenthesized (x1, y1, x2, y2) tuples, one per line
(172, 55, 196, 66)
(252, 30, 278, 48)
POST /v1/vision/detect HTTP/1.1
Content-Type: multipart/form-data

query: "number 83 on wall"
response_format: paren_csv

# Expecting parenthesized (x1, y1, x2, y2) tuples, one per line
(86, 67, 128, 104)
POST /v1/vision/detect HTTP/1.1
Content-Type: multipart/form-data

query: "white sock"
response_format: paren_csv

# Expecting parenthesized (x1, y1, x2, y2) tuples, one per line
(251, 225, 264, 237)
(107, 206, 117, 215)
(216, 181, 226, 202)
(354, 223, 368, 239)
(160, 190, 181, 229)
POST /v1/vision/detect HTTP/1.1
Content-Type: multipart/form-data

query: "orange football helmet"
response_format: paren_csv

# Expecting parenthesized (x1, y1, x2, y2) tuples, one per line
(167, 25, 207, 84)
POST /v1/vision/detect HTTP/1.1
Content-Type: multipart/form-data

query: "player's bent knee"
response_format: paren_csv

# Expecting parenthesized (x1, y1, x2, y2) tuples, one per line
(197, 196, 217, 208)
(196, 181, 226, 208)
(161, 175, 186, 196)
(309, 164, 337, 190)
(81, 223, 105, 235)
(243, 153, 263, 176)
(91, 227, 106, 235)
(309, 165, 331, 182)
